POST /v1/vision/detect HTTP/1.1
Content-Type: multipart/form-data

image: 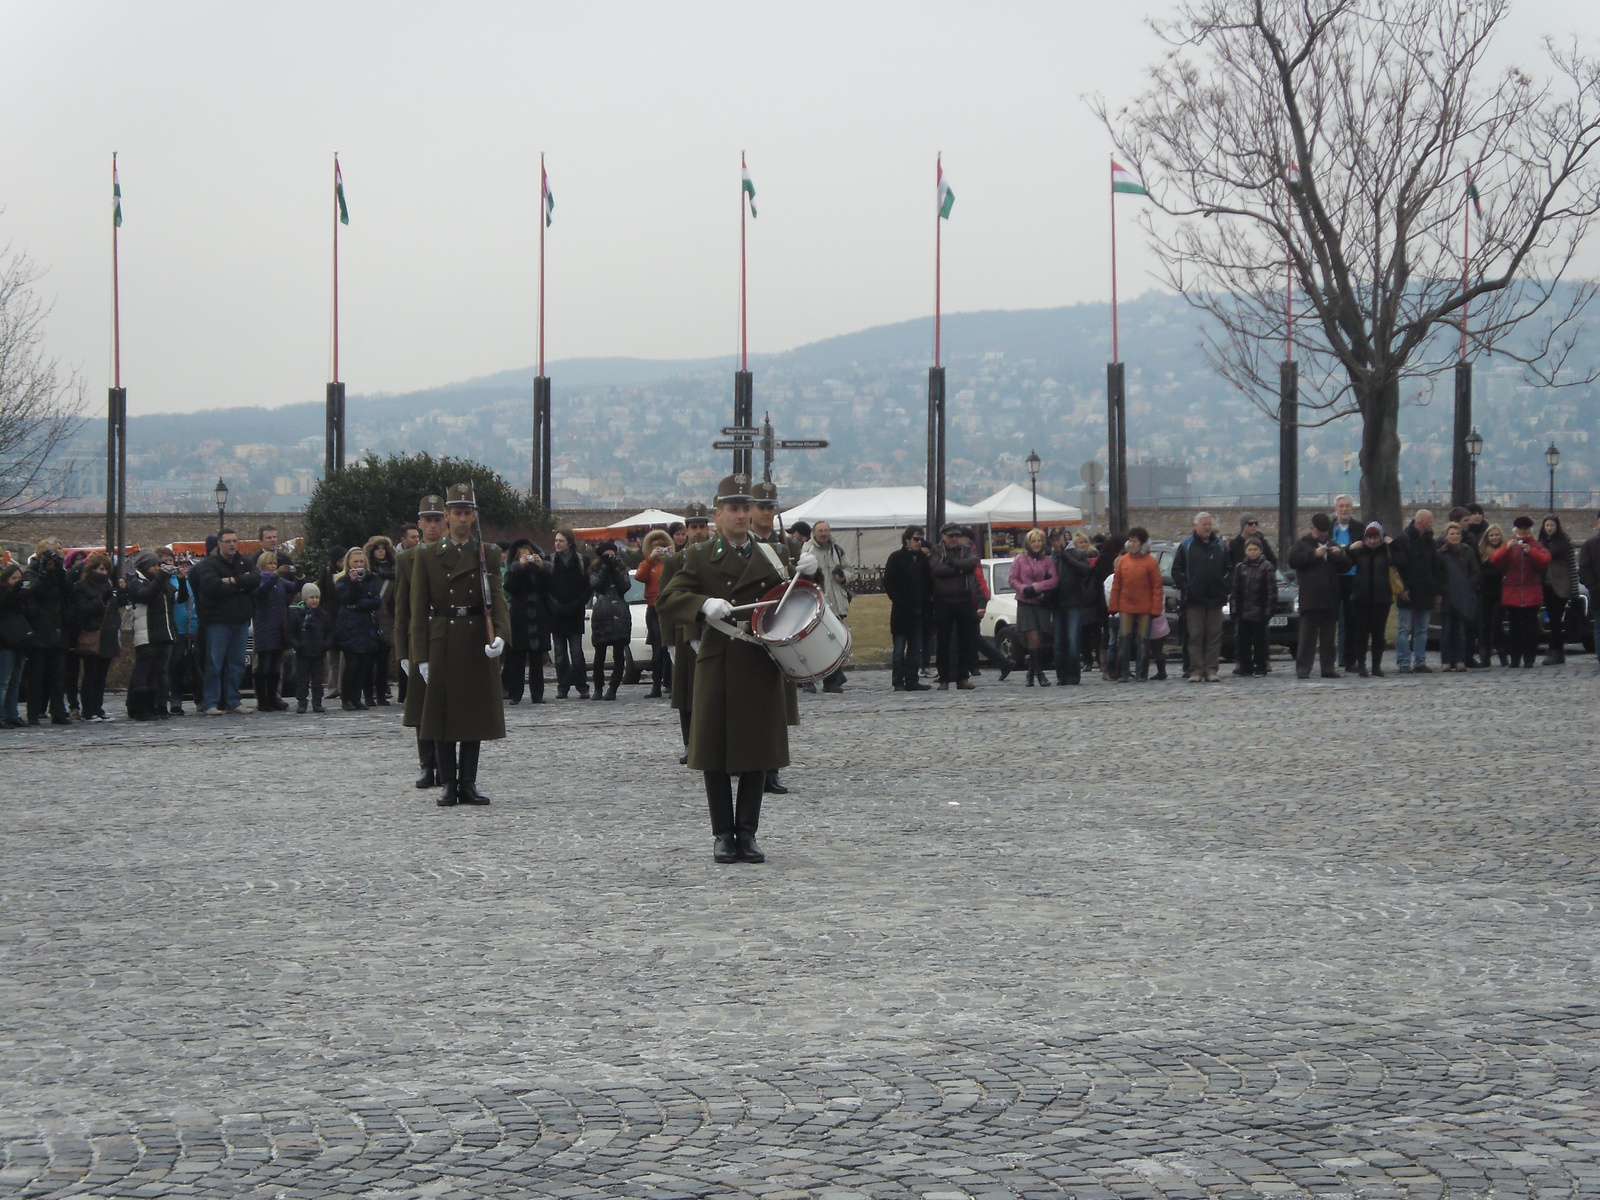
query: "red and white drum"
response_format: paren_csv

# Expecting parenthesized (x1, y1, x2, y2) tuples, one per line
(750, 579, 852, 683)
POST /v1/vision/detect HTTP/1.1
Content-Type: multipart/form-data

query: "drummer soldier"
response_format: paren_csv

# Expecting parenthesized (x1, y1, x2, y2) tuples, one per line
(750, 479, 798, 796)
(660, 501, 711, 766)
(658, 473, 818, 863)
(398, 494, 448, 789)
(408, 483, 512, 807)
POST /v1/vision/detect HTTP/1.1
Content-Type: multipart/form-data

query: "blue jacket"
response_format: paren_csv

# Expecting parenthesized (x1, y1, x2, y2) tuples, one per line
(172, 573, 199, 635)
(333, 574, 383, 654)
(253, 572, 294, 651)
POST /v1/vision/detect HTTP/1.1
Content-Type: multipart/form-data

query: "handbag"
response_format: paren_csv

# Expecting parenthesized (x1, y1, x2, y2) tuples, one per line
(1150, 613, 1171, 640)
(76, 628, 101, 656)
(1388, 566, 1406, 597)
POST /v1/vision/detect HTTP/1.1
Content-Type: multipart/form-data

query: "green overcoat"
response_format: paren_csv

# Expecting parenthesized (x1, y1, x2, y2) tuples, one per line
(660, 551, 698, 716)
(657, 537, 790, 774)
(408, 538, 512, 742)
(396, 542, 429, 729)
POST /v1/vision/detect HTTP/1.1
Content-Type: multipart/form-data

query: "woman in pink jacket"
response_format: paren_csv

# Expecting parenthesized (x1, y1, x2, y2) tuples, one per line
(1009, 528, 1059, 687)
(1489, 515, 1552, 668)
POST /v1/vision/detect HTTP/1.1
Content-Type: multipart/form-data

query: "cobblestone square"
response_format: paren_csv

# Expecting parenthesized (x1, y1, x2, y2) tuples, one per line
(2, 668, 1598, 1198)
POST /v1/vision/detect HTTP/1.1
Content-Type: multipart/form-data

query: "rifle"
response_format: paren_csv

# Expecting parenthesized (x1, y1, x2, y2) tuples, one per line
(472, 504, 494, 646)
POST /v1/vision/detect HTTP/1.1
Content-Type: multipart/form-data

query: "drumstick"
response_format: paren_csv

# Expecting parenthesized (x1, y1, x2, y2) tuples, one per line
(771, 569, 804, 619)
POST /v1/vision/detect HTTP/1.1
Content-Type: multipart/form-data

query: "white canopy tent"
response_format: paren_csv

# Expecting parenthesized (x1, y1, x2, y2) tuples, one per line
(780, 486, 992, 569)
(607, 508, 682, 528)
(974, 483, 1083, 527)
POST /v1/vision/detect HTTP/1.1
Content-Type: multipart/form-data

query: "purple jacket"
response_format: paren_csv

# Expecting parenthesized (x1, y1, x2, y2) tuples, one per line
(1010, 550, 1058, 606)
(253, 572, 293, 651)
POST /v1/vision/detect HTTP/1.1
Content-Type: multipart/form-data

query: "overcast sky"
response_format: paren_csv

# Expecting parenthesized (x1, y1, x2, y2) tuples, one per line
(2, 1, 1596, 416)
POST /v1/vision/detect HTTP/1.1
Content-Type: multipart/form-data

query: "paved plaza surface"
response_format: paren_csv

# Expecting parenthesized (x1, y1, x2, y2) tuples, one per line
(3, 667, 1598, 1199)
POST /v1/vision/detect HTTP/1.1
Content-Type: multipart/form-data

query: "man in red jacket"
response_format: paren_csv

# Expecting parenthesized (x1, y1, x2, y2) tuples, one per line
(1489, 516, 1551, 668)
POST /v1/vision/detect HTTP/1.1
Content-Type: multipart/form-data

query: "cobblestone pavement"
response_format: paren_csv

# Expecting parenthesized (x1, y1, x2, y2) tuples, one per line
(3, 666, 1598, 1199)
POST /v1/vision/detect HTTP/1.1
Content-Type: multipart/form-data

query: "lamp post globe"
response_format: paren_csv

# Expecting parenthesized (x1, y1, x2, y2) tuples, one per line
(215, 478, 229, 537)
(1545, 442, 1560, 512)
(1025, 449, 1042, 528)
(1465, 428, 1483, 504)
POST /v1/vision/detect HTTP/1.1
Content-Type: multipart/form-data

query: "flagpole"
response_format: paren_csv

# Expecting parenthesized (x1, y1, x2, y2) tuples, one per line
(740, 153, 749, 373)
(332, 154, 340, 384)
(1109, 155, 1119, 364)
(539, 153, 547, 377)
(935, 154, 942, 369)
(112, 153, 121, 389)
(1461, 170, 1470, 362)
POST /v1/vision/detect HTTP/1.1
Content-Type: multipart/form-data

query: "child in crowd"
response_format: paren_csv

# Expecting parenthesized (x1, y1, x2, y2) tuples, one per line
(1230, 537, 1278, 676)
(252, 551, 295, 712)
(287, 583, 333, 713)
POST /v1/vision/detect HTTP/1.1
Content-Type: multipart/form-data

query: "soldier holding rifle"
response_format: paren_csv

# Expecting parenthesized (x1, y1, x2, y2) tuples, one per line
(397, 494, 447, 789)
(408, 484, 511, 807)
(660, 501, 710, 765)
(658, 474, 818, 864)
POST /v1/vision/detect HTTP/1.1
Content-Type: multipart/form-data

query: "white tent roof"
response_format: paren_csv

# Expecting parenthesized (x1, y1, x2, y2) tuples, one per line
(975, 483, 1083, 524)
(607, 508, 682, 528)
(781, 486, 990, 530)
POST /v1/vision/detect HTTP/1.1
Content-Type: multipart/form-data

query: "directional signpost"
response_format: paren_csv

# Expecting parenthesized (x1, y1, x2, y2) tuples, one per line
(711, 413, 829, 483)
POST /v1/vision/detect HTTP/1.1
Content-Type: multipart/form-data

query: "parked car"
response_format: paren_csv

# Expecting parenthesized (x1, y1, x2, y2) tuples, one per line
(978, 556, 1034, 665)
(1151, 542, 1299, 661)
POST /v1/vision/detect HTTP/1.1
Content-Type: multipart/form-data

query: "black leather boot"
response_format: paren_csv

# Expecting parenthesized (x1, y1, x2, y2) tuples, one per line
(415, 736, 440, 789)
(456, 742, 490, 804)
(734, 772, 765, 863)
(706, 772, 737, 862)
(764, 770, 788, 795)
(435, 742, 458, 806)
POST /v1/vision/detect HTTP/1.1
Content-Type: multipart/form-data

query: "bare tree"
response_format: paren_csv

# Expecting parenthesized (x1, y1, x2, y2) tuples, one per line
(0, 248, 86, 531)
(1096, 0, 1600, 531)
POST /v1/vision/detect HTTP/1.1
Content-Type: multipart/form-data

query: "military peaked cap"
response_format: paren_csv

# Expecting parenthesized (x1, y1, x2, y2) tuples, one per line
(682, 500, 711, 524)
(418, 494, 446, 517)
(445, 483, 477, 509)
(714, 473, 754, 505)
(751, 479, 779, 506)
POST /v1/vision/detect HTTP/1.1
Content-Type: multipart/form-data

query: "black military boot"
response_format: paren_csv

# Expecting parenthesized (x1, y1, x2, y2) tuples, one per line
(456, 742, 490, 805)
(436, 742, 459, 806)
(764, 770, 788, 795)
(706, 773, 738, 862)
(734, 772, 765, 863)
(415, 736, 440, 789)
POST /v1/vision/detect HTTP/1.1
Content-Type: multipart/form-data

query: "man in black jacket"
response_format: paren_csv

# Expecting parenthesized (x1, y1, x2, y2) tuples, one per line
(883, 526, 933, 691)
(1288, 513, 1350, 679)
(189, 528, 260, 714)
(1228, 515, 1278, 567)
(1392, 509, 1442, 672)
(20, 539, 72, 725)
(1172, 512, 1232, 682)
(929, 523, 980, 690)
(1052, 537, 1095, 684)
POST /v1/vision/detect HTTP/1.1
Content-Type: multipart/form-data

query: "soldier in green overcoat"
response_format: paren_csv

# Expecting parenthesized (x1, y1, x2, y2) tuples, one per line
(658, 474, 821, 864)
(397, 495, 447, 789)
(408, 484, 512, 807)
(751, 479, 799, 796)
(660, 502, 710, 765)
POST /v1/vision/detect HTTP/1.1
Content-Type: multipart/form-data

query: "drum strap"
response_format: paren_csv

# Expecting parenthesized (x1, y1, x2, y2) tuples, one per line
(705, 615, 764, 646)
(755, 541, 789, 580)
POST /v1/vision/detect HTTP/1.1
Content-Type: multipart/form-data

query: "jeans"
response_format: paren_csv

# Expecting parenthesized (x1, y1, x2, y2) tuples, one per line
(203, 621, 250, 711)
(552, 630, 588, 694)
(1394, 607, 1431, 669)
(1052, 607, 1083, 682)
(0, 647, 20, 722)
(1440, 611, 1470, 667)
(891, 619, 924, 687)
(1117, 612, 1150, 680)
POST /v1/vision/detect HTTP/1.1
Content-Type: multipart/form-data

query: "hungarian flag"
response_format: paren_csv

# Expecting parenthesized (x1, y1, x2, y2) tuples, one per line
(937, 161, 954, 218)
(543, 164, 554, 227)
(1287, 161, 1302, 187)
(1467, 180, 1482, 218)
(335, 160, 349, 225)
(113, 160, 122, 227)
(1112, 161, 1147, 195)
(742, 157, 757, 218)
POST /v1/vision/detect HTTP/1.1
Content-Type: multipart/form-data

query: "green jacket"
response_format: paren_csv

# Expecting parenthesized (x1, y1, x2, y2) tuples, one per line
(407, 538, 512, 742)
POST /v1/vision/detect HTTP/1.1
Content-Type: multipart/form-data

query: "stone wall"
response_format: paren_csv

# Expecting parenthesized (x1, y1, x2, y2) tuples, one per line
(1, 513, 305, 559)
(1123, 504, 1596, 545)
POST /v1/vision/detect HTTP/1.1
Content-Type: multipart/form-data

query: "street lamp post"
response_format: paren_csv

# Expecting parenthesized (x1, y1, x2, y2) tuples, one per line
(215, 478, 229, 537)
(1025, 449, 1042, 528)
(1465, 428, 1483, 505)
(1545, 442, 1560, 512)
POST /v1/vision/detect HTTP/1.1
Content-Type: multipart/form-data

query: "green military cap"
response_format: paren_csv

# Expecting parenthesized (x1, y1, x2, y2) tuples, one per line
(714, 472, 754, 506)
(682, 500, 711, 525)
(418, 494, 446, 517)
(751, 479, 779, 506)
(445, 483, 477, 509)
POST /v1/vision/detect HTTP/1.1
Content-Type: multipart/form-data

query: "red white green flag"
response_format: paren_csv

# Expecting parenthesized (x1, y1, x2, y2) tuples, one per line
(1112, 161, 1147, 195)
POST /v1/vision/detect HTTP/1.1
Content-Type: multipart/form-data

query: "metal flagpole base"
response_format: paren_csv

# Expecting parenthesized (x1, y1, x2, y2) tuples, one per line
(1278, 361, 1299, 565)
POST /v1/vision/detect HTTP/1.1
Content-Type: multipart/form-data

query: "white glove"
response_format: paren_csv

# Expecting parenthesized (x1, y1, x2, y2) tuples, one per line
(419, 663, 429, 684)
(399, 659, 409, 675)
(484, 636, 504, 659)
(701, 597, 733, 623)
(796, 551, 819, 576)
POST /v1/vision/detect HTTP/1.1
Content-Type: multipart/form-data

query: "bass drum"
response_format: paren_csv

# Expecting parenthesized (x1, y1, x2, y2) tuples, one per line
(751, 579, 852, 683)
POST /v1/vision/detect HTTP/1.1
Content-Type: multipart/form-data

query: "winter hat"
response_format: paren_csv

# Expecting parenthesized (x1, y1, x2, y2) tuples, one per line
(1311, 512, 1332, 532)
(1365, 522, 1383, 537)
(300, 582, 321, 600)
(133, 550, 161, 572)
(1512, 515, 1535, 530)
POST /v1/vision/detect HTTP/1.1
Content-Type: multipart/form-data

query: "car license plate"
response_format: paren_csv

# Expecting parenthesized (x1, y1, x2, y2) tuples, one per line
(1269, 615, 1288, 627)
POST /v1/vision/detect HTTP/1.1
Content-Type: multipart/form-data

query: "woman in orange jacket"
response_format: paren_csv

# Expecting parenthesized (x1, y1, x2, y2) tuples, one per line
(1108, 527, 1164, 682)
